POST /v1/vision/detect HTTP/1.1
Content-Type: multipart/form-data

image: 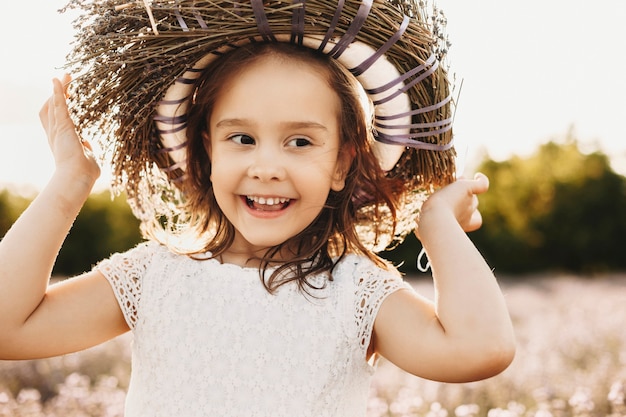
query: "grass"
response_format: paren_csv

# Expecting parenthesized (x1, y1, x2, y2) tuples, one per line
(1, 273, 625, 416)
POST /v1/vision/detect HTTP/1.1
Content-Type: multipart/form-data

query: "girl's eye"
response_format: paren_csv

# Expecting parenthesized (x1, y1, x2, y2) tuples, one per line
(229, 134, 255, 145)
(287, 137, 311, 147)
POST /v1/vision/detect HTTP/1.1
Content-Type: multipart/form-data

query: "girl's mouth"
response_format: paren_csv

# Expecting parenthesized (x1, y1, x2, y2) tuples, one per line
(245, 196, 291, 211)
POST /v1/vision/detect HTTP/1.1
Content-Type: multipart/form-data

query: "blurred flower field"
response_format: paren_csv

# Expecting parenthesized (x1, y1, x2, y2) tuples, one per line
(1, 273, 625, 417)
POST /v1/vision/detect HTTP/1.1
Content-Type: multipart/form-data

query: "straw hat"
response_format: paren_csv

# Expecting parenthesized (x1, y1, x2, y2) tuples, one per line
(63, 0, 456, 251)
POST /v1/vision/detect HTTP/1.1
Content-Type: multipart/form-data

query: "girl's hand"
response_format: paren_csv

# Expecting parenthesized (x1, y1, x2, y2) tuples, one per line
(416, 173, 489, 239)
(38, 74, 101, 184)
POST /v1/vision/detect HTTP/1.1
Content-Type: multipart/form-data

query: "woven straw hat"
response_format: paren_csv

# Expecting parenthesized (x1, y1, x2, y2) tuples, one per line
(63, 0, 456, 251)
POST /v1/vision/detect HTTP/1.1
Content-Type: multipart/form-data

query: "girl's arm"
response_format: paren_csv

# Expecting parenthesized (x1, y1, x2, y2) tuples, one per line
(372, 173, 516, 383)
(0, 76, 128, 359)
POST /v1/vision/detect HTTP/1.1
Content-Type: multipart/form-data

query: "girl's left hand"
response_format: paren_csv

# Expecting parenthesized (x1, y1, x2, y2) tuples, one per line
(415, 173, 489, 239)
(376, 172, 515, 383)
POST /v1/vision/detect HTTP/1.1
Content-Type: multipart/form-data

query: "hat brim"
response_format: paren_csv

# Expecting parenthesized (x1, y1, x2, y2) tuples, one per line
(157, 34, 417, 172)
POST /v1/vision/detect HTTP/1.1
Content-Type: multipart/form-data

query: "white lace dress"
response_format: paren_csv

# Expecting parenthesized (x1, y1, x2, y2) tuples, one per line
(97, 241, 411, 417)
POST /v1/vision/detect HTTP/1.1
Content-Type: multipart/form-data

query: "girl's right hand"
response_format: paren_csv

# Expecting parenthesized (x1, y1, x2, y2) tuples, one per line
(39, 74, 101, 185)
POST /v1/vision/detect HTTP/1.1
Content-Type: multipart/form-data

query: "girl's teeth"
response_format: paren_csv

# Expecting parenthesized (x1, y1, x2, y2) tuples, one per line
(247, 196, 289, 205)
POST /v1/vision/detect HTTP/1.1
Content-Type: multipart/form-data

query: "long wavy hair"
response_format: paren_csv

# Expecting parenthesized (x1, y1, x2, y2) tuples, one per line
(181, 42, 403, 294)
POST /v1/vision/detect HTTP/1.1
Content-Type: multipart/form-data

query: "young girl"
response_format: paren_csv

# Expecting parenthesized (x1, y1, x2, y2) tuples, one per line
(0, 1, 515, 415)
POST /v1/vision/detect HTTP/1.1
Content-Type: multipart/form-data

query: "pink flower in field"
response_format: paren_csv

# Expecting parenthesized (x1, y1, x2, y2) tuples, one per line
(426, 402, 448, 417)
(568, 387, 594, 416)
(608, 381, 625, 415)
(16, 388, 41, 404)
(455, 403, 479, 417)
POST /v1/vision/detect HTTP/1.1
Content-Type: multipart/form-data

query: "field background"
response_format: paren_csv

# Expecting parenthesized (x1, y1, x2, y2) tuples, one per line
(1, 273, 625, 417)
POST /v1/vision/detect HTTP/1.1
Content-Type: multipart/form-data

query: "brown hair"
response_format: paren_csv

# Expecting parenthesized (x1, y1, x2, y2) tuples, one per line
(180, 42, 402, 294)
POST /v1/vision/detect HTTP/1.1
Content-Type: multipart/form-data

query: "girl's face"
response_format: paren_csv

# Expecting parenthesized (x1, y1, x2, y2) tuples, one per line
(207, 54, 349, 263)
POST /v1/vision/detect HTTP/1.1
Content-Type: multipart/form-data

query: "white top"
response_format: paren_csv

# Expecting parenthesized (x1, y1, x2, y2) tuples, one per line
(98, 241, 411, 417)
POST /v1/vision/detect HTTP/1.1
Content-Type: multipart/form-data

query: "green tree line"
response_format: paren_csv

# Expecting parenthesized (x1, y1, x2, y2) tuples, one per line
(2, 135, 625, 277)
(0, 190, 143, 277)
(385, 136, 626, 275)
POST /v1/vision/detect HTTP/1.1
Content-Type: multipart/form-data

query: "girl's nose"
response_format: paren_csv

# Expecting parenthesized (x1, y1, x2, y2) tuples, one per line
(247, 154, 287, 182)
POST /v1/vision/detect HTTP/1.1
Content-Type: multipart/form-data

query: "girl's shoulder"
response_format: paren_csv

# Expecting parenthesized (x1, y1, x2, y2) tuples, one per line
(95, 240, 179, 293)
(99, 239, 171, 267)
(334, 253, 403, 286)
(332, 254, 411, 357)
(95, 240, 184, 329)
(333, 253, 410, 308)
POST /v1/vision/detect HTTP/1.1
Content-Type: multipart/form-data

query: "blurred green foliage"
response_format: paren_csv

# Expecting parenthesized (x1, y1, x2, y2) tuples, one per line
(0, 190, 30, 236)
(384, 135, 626, 275)
(2, 135, 625, 277)
(0, 190, 143, 277)
(53, 191, 143, 276)
(471, 138, 626, 274)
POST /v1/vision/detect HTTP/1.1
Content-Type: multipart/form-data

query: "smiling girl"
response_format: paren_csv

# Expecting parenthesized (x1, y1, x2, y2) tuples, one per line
(0, 1, 515, 415)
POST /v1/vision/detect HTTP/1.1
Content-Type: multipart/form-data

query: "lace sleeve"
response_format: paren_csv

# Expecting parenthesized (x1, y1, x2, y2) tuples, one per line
(353, 259, 413, 354)
(95, 241, 157, 329)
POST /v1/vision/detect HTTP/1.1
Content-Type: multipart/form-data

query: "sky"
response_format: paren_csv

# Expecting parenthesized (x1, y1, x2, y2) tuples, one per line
(1, 1, 625, 192)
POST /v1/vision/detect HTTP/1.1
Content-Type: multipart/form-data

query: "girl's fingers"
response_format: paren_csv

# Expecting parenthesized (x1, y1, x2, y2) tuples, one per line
(466, 206, 483, 232)
(37, 74, 102, 183)
(40, 75, 73, 136)
(60, 73, 72, 97)
(52, 78, 68, 118)
(42, 76, 81, 144)
(465, 175, 487, 231)
(450, 174, 488, 232)
(470, 172, 489, 195)
(51, 78, 78, 140)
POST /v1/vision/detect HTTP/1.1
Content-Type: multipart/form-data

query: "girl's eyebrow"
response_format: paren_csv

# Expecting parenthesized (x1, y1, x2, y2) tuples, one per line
(215, 118, 328, 131)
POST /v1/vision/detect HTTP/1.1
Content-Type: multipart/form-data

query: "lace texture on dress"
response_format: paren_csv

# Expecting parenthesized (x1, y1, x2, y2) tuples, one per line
(97, 243, 412, 417)
(349, 258, 413, 355)
(96, 241, 155, 329)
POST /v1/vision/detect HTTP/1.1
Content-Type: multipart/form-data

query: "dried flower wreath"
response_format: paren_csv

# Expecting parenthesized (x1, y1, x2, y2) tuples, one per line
(61, 0, 456, 251)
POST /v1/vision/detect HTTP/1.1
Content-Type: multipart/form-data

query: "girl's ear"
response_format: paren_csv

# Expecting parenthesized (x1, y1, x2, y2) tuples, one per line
(331, 145, 355, 192)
